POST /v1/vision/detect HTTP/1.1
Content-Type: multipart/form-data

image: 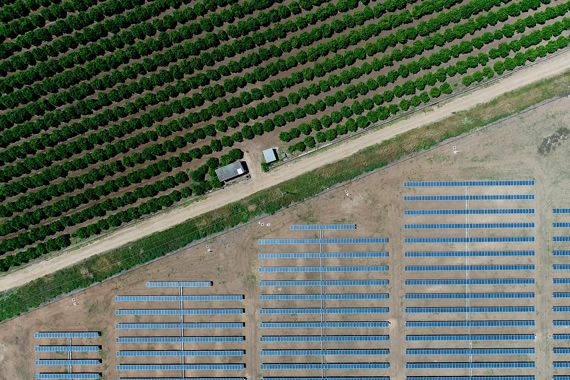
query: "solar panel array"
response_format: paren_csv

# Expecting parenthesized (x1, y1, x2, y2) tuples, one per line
(34, 331, 102, 379)
(114, 281, 245, 380)
(403, 179, 536, 379)
(258, 225, 390, 378)
(553, 208, 570, 378)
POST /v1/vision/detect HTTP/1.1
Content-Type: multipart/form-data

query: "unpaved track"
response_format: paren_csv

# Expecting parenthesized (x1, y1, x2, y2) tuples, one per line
(2, 50, 570, 292)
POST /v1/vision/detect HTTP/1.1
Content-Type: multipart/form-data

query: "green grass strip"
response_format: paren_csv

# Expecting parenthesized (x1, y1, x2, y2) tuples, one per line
(0, 70, 569, 322)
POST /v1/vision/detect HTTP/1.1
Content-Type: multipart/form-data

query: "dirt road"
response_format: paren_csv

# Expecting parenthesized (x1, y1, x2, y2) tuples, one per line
(2, 51, 570, 292)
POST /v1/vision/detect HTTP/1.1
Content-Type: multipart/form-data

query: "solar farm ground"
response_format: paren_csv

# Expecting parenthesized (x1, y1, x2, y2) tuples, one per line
(0, 93, 569, 379)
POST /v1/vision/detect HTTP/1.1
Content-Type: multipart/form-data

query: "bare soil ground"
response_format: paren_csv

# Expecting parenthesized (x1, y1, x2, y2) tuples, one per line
(2, 49, 570, 292)
(0, 83, 569, 379)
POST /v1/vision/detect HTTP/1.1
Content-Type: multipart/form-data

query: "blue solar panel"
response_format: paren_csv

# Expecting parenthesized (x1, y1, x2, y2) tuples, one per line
(554, 292, 570, 298)
(554, 223, 570, 228)
(35, 360, 101, 366)
(260, 293, 389, 301)
(404, 180, 534, 187)
(553, 307, 570, 312)
(406, 306, 534, 313)
(405, 236, 534, 243)
(406, 278, 534, 285)
(554, 362, 570, 368)
(405, 292, 534, 299)
(554, 251, 570, 256)
(406, 348, 535, 355)
(35, 346, 100, 352)
(405, 250, 535, 257)
(115, 378, 246, 380)
(258, 251, 389, 259)
(35, 375, 101, 380)
(263, 378, 390, 380)
(260, 307, 389, 315)
(260, 349, 389, 356)
(259, 280, 388, 287)
(554, 236, 570, 242)
(404, 194, 534, 201)
(116, 336, 244, 343)
(260, 265, 388, 273)
(405, 265, 533, 271)
(406, 362, 534, 369)
(260, 335, 389, 342)
(289, 224, 357, 230)
(407, 377, 534, 380)
(406, 320, 534, 327)
(261, 363, 390, 370)
(116, 364, 245, 371)
(115, 295, 243, 302)
(554, 320, 570, 326)
(145, 281, 213, 287)
(555, 377, 570, 380)
(405, 223, 534, 229)
(555, 334, 570, 340)
(34, 332, 100, 339)
(554, 209, 570, 214)
(258, 238, 388, 245)
(405, 334, 535, 341)
(554, 348, 570, 354)
(115, 309, 243, 315)
(554, 265, 570, 270)
(260, 321, 390, 329)
(405, 208, 534, 215)
(115, 322, 244, 329)
(117, 350, 245, 357)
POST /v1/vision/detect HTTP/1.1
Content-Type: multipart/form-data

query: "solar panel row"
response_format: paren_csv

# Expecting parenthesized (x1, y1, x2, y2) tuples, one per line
(554, 250, 570, 256)
(404, 208, 534, 215)
(406, 306, 534, 313)
(258, 251, 389, 259)
(35, 375, 101, 380)
(554, 236, 570, 242)
(554, 307, 570, 312)
(116, 350, 245, 357)
(404, 180, 534, 187)
(406, 348, 535, 355)
(554, 320, 570, 326)
(263, 378, 390, 380)
(404, 194, 534, 201)
(404, 223, 534, 229)
(554, 208, 570, 214)
(260, 335, 389, 342)
(407, 362, 534, 368)
(554, 223, 570, 228)
(260, 293, 389, 301)
(555, 334, 570, 340)
(116, 364, 245, 370)
(405, 250, 535, 257)
(115, 295, 244, 302)
(554, 292, 570, 298)
(260, 363, 390, 370)
(115, 308, 244, 315)
(405, 292, 534, 299)
(554, 348, 570, 354)
(35, 360, 101, 366)
(259, 279, 389, 287)
(260, 321, 390, 329)
(405, 334, 535, 341)
(405, 265, 534, 271)
(258, 238, 389, 245)
(144, 281, 213, 288)
(289, 224, 357, 230)
(35, 346, 100, 352)
(405, 236, 534, 243)
(406, 278, 534, 285)
(260, 349, 389, 356)
(260, 265, 388, 273)
(115, 322, 244, 329)
(34, 332, 100, 339)
(260, 307, 389, 315)
(116, 336, 244, 343)
(407, 377, 534, 380)
(406, 320, 534, 327)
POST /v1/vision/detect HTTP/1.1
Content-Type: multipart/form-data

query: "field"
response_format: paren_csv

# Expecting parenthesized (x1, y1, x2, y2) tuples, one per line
(2, 0, 570, 274)
(0, 85, 569, 379)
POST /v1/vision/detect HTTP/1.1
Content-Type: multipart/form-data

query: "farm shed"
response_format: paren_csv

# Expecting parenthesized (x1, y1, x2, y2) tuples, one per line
(262, 148, 278, 164)
(215, 161, 248, 183)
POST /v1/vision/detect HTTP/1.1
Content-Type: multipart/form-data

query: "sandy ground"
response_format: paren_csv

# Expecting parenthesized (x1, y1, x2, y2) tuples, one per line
(1, 50, 570, 293)
(0, 94, 569, 379)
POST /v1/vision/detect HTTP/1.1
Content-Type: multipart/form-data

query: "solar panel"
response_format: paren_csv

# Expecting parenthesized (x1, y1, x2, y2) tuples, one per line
(554, 236, 570, 242)
(405, 236, 534, 243)
(405, 334, 535, 341)
(116, 364, 245, 371)
(555, 334, 570, 340)
(260, 349, 389, 356)
(404, 208, 534, 215)
(406, 348, 535, 355)
(258, 251, 389, 259)
(554, 348, 570, 354)
(35, 375, 101, 380)
(289, 224, 357, 230)
(404, 180, 534, 187)
(554, 265, 570, 270)
(260, 321, 390, 329)
(405, 265, 534, 271)
(404, 223, 534, 229)
(116, 350, 245, 357)
(115, 295, 244, 302)
(405, 292, 534, 299)
(258, 238, 388, 245)
(554, 292, 570, 298)
(145, 281, 213, 287)
(260, 307, 389, 315)
(259, 279, 388, 287)
(35, 360, 101, 366)
(34, 332, 100, 339)
(115, 308, 244, 315)
(35, 346, 100, 352)
(554, 208, 570, 214)
(115, 322, 244, 329)
(406, 362, 534, 369)
(263, 378, 390, 380)
(260, 335, 389, 342)
(116, 378, 245, 380)
(554, 223, 570, 228)
(260, 293, 389, 301)
(406, 306, 534, 313)
(407, 377, 534, 380)
(406, 320, 534, 327)
(553, 307, 570, 312)
(406, 278, 534, 285)
(260, 265, 388, 273)
(405, 250, 535, 257)
(552, 361, 570, 368)
(260, 363, 390, 370)
(116, 336, 244, 343)
(404, 194, 534, 201)
(554, 251, 570, 256)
